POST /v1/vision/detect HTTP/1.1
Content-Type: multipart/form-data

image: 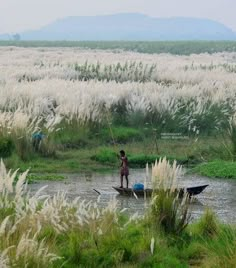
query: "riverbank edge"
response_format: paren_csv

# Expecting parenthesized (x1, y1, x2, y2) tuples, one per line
(5, 151, 236, 181)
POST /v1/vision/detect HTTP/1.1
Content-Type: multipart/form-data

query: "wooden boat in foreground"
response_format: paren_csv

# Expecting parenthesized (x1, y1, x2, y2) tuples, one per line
(112, 184, 209, 198)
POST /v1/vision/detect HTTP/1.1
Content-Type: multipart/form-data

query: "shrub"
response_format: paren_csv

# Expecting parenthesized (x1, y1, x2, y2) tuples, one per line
(0, 136, 14, 158)
(91, 148, 117, 164)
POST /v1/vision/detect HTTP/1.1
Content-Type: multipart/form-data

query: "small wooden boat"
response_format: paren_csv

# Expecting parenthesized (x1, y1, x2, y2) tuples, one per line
(112, 184, 209, 198)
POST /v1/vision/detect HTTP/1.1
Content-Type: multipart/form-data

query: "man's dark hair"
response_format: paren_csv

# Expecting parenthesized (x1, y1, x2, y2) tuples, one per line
(120, 150, 125, 155)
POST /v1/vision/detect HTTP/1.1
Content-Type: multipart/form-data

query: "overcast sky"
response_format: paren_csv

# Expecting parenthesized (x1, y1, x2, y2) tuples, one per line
(1, 0, 236, 34)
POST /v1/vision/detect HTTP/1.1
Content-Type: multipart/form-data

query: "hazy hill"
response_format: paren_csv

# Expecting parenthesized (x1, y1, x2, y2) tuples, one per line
(1, 13, 236, 41)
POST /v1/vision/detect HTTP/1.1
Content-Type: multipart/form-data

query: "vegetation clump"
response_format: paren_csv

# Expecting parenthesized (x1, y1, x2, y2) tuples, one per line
(0, 136, 14, 158)
(151, 158, 191, 235)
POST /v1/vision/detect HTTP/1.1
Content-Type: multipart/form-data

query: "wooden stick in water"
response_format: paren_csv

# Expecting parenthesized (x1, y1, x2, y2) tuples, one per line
(93, 189, 101, 195)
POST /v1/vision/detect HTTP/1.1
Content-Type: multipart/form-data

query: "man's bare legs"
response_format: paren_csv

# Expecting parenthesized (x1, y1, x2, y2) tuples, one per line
(120, 175, 123, 188)
(125, 175, 129, 188)
(120, 175, 129, 188)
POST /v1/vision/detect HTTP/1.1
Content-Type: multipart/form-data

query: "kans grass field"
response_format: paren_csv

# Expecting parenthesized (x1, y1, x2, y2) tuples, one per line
(0, 42, 236, 267)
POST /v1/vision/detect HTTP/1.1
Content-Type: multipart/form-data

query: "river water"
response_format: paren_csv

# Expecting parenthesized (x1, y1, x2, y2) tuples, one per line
(29, 169, 236, 224)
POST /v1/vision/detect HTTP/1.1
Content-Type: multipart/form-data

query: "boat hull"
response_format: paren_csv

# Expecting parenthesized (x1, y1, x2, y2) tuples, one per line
(112, 185, 208, 198)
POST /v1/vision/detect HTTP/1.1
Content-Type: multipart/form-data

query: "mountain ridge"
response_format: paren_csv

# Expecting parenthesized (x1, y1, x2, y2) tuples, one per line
(1, 13, 236, 41)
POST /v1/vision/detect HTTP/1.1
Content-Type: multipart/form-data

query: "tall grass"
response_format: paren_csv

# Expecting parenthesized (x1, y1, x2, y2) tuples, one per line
(0, 160, 235, 267)
(151, 158, 191, 235)
(203, 226, 236, 268)
(0, 47, 235, 143)
(72, 61, 157, 82)
(196, 209, 219, 238)
(0, 160, 136, 267)
(228, 115, 236, 161)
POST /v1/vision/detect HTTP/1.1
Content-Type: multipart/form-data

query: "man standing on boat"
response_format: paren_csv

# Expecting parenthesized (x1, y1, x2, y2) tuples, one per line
(119, 150, 129, 188)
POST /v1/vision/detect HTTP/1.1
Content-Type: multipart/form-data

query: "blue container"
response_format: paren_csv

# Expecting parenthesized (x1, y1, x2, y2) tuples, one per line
(133, 183, 144, 191)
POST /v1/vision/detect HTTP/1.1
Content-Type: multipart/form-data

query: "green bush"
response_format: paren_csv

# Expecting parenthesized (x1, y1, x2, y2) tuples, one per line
(129, 154, 159, 167)
(0, 136, 14, 158)
(91, 148, 117, 164)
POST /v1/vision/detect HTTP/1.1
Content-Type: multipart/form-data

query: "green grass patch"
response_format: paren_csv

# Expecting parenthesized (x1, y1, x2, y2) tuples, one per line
(5, 150, 114, 174)
(1, 40, 236, 55)
(194, 160, 236, 179)
(91, 148, 118, 164)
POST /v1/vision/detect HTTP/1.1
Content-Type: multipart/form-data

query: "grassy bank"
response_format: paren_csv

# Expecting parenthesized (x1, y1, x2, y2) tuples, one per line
(2, 134, 235, 180)
(2, 133, 221, 173)
(1, 119, 236, 179)
(193, 160, 236, 179)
